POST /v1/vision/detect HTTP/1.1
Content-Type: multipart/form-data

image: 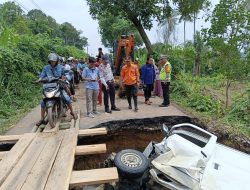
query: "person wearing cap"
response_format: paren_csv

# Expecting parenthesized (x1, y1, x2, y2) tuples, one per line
(82, 57, 100, 118)
(99, 55, 120, 113)
(159, 55, 172, 107)
(36, 53, 78, 126)
(121, 57, 140, 112)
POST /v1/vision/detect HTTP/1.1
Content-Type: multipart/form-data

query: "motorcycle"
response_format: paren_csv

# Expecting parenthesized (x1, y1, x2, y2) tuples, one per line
(64, 69, 75, 97)
(39, 77, 68, 128)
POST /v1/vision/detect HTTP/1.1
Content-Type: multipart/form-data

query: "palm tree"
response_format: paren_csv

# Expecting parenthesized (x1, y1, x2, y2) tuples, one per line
(157, 10, 179, 45)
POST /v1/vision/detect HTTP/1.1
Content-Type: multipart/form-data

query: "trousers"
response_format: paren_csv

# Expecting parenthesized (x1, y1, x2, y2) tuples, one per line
(161, 82, 170, 105)
(125, 84, 138, 108)
(102, 81, 116, 111)
(143, 84, 153, 101)
(86, 88, 99, 114)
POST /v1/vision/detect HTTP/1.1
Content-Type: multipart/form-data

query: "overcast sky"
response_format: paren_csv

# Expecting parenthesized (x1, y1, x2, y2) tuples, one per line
(1, 0, 219, 55)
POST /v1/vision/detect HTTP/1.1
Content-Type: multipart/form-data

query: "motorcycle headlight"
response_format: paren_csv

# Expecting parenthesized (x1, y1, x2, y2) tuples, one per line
(45, 91, 55, 98)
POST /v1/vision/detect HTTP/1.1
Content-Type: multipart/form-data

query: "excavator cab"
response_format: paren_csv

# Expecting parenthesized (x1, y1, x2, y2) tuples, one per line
(113, 34, 135, 76)
(113, 34, 135, 97)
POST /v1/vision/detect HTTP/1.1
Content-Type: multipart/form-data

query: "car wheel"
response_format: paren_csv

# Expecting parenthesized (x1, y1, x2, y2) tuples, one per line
(114, 149, 149, 179)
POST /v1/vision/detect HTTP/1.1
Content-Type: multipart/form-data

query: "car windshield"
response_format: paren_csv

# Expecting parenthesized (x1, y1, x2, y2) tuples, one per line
(170, 125, 211, 148)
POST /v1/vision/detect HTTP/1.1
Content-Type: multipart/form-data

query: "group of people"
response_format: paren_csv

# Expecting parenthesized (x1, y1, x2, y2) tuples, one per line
(36, 49, 172, 125)
(82, 51, 172, 118)
(140, 55, 172, 107)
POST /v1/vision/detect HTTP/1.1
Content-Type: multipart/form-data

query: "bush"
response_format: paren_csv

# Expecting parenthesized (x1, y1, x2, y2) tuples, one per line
(172, 80, 191, 96)
(188, 94, 213, 112)
(228, 88, 250, 124)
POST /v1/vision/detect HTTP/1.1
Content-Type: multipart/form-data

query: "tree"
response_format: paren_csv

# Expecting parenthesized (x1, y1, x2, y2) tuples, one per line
(97, 14, 143, 47)
(193, 31, 205, 76)
(0, 2, 23, 28)
(86, 0, 174, 54)
(27, 9, 61, 37)
(86, 0, 210, 55)
(173, 0, 210, 45)
(60, 22, 88, 49)
(157, 10, 178, 45)
(204, 0, 250, 108)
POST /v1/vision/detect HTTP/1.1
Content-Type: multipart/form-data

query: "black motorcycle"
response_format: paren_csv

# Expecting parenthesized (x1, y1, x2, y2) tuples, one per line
(39, 77, 67, 128)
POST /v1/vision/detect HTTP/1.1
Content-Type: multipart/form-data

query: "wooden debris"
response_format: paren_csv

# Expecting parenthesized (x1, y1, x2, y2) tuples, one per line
(78, 128, 107, 137)
(75, 144, 107, 156)
(69, 168, 119, 187)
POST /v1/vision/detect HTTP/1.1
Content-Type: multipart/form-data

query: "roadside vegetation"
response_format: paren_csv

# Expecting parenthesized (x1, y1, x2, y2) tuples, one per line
(0, 2, 87, 134)
(134, 0, 250, 139)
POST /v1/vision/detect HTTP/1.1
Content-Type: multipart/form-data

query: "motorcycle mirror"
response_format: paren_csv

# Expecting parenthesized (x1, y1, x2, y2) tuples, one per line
(162, 123, 169, 137)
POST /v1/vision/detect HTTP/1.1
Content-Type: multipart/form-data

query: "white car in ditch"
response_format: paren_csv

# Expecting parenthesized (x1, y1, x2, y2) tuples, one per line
(114, 123, 250, 190)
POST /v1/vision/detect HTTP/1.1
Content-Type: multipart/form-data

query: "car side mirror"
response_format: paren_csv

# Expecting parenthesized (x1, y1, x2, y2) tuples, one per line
(162, 124, 169, 137)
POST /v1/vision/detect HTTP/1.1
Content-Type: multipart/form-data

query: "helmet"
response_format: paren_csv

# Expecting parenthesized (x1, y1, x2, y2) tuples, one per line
(58, 56, 63, 62)
(67, 57, 74, 61)
(48, 53, 59, 62)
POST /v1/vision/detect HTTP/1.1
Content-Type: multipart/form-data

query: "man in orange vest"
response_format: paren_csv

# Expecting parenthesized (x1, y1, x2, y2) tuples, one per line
(121, 57, 140, 112)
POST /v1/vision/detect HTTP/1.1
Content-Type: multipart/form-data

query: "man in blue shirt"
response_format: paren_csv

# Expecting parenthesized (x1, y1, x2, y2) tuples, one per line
(140, 57, 156, 105)
(82, 57, 100, 118)
(36, 53, 78, 126)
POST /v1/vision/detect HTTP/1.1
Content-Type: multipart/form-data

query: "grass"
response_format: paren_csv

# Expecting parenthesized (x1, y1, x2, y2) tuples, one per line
(0, 92, 40, 135)
(171, 73, 250, 139)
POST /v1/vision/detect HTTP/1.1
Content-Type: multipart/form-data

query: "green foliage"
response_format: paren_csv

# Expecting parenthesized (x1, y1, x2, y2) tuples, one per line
(203, 0, 250, 81)
(0, 3, 88, 49)
(0, 47, 41, 118)
(98, 14, 143, 47)
(172, 73, 224, 115)
(86, 0, 209, 54)
(188, 93, 222, 115)
(228, 88, 250, 124)
(172, 77, 191, 96)
(0, 2, 87, 133)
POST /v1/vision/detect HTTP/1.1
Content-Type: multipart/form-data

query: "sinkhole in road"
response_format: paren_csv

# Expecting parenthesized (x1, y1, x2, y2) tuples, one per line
(74, 115, 250, 171)
(74, 116, 192, 170)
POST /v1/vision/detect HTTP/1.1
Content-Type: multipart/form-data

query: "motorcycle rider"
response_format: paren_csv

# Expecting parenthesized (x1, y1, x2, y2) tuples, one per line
(36, 53, 78, 126)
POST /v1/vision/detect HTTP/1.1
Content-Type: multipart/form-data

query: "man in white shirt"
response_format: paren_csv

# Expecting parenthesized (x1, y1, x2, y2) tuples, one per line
(99, 55, 120, 113)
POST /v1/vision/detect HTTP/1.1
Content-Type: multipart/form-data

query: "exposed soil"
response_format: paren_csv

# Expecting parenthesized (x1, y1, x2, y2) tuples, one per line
(74, 129, 163, 170)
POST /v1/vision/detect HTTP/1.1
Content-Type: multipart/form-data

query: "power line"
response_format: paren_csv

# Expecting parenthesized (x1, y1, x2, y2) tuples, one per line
(14, 0, 30, 12)
(29, 0, 42, 11)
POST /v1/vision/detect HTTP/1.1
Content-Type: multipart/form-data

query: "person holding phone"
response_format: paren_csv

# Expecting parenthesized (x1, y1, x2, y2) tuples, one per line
(82, 57, 100, 118)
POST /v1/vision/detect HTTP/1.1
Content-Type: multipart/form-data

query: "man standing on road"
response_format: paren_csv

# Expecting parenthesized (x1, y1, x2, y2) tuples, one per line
(140, 57, 155, 105)
(121, 57, 140, 112)
(159, 55, 172, 107)
(99, 55, 121, 113)
(82, 57, 100, 118)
